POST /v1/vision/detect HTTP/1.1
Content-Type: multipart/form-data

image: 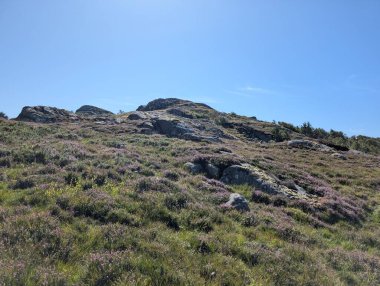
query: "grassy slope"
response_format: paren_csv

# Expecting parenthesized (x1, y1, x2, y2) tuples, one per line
(0, 111, 379, 286)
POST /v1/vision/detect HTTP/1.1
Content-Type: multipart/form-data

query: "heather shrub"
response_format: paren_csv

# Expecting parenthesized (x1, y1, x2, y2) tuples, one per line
(0, 212, 70, 259)
(1, 102, 379, 285)
(106, 209, 141, 226)
(251, 190, 271, 204)
(326, 248, 380, 285)
(181, 210, 213, 233)
(163, 170, 180, 181)
(106, 170, 121, 182)
(135, 177, 180, 193)
(242, 213, 258, 227)
(143, 204, 180, 230)
(24, 191, 51, 207)
(94, 173, 107, 186)
(12, 178, 35, 189)
(164, 193, 188, 211)
(13, 149, 47, 164)
(373, 206, 380, 223)
(272, 126, 290, 142)
(0, 157, 11, 168)
(64, 172, 79, 186)
(272, 195, 289, 207)
(70, 190, 116, 222)
(189, 235, 214, 254)
(83, 251, 131, 286)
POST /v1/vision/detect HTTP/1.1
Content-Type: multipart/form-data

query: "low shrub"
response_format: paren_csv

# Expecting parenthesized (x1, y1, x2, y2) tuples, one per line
(163, 170, 179, 181)
(13, 178, 35, 189)
(135, 177, 179, 193)
(164, 193, 188, 211)
(83, 251, 131, 286)
(94, 174, 107, 186)
(64, 172, 79, 186)
(106, 209, 141, 226)
(252, 190, 271, 204)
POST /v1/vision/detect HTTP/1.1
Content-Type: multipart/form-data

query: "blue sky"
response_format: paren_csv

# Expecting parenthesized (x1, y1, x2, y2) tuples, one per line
(1, 0, 379, 137)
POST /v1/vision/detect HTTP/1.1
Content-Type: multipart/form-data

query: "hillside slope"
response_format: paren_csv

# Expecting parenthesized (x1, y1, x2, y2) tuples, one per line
(0, 98, 379, 285)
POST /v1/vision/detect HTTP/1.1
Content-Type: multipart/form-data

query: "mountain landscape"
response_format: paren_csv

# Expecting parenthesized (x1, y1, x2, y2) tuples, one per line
(0, 98, 379, 285)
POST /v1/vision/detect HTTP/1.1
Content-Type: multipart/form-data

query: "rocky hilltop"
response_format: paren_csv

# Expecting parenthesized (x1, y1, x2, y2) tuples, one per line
(76, 105, 113, 116)
(1, 98, 379, 285)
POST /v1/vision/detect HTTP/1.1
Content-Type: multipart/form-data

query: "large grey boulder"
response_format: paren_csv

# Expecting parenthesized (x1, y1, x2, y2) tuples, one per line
(127, 112, 147, 120)
(75, 105, 113, 116)
(205, 163, 220, 179)
(184, 162, 203, 174)
(16, 106, 78, 123)
(222, 193, 250, 212)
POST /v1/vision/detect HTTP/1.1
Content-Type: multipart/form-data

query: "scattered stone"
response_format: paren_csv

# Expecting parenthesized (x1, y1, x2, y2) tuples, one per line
(184, 162, 203, 175)
(16, 106, 78, 123)
(331, 153, 347, 160)
(222, 193, 250, 212)
(75, 105, 113, 116)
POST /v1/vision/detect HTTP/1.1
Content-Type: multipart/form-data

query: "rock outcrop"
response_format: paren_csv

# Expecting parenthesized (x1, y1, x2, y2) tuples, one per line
(222, 122, 273, 142)
(137, 98, 186, 111)
(220, 164, 308, 199)
(150, 118, 220, 142)
(16, 106, 78, 123)
(137, 98, 213, 112)
(167, 108, 194, 119)
(288, 140, 332, 152)
(75, 105, 113, 116)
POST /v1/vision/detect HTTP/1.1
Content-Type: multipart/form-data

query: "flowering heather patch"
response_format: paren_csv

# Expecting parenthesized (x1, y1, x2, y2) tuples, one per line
(84, 250, 131, 286)
(0, 103, 379, 285)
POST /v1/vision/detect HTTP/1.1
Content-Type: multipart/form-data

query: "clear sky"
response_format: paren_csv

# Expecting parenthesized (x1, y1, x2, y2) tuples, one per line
(1, 0, 379, 137)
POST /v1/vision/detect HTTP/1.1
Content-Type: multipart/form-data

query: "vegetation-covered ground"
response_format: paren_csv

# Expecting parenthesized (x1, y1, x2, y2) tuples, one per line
(0, 100, 379, 285)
